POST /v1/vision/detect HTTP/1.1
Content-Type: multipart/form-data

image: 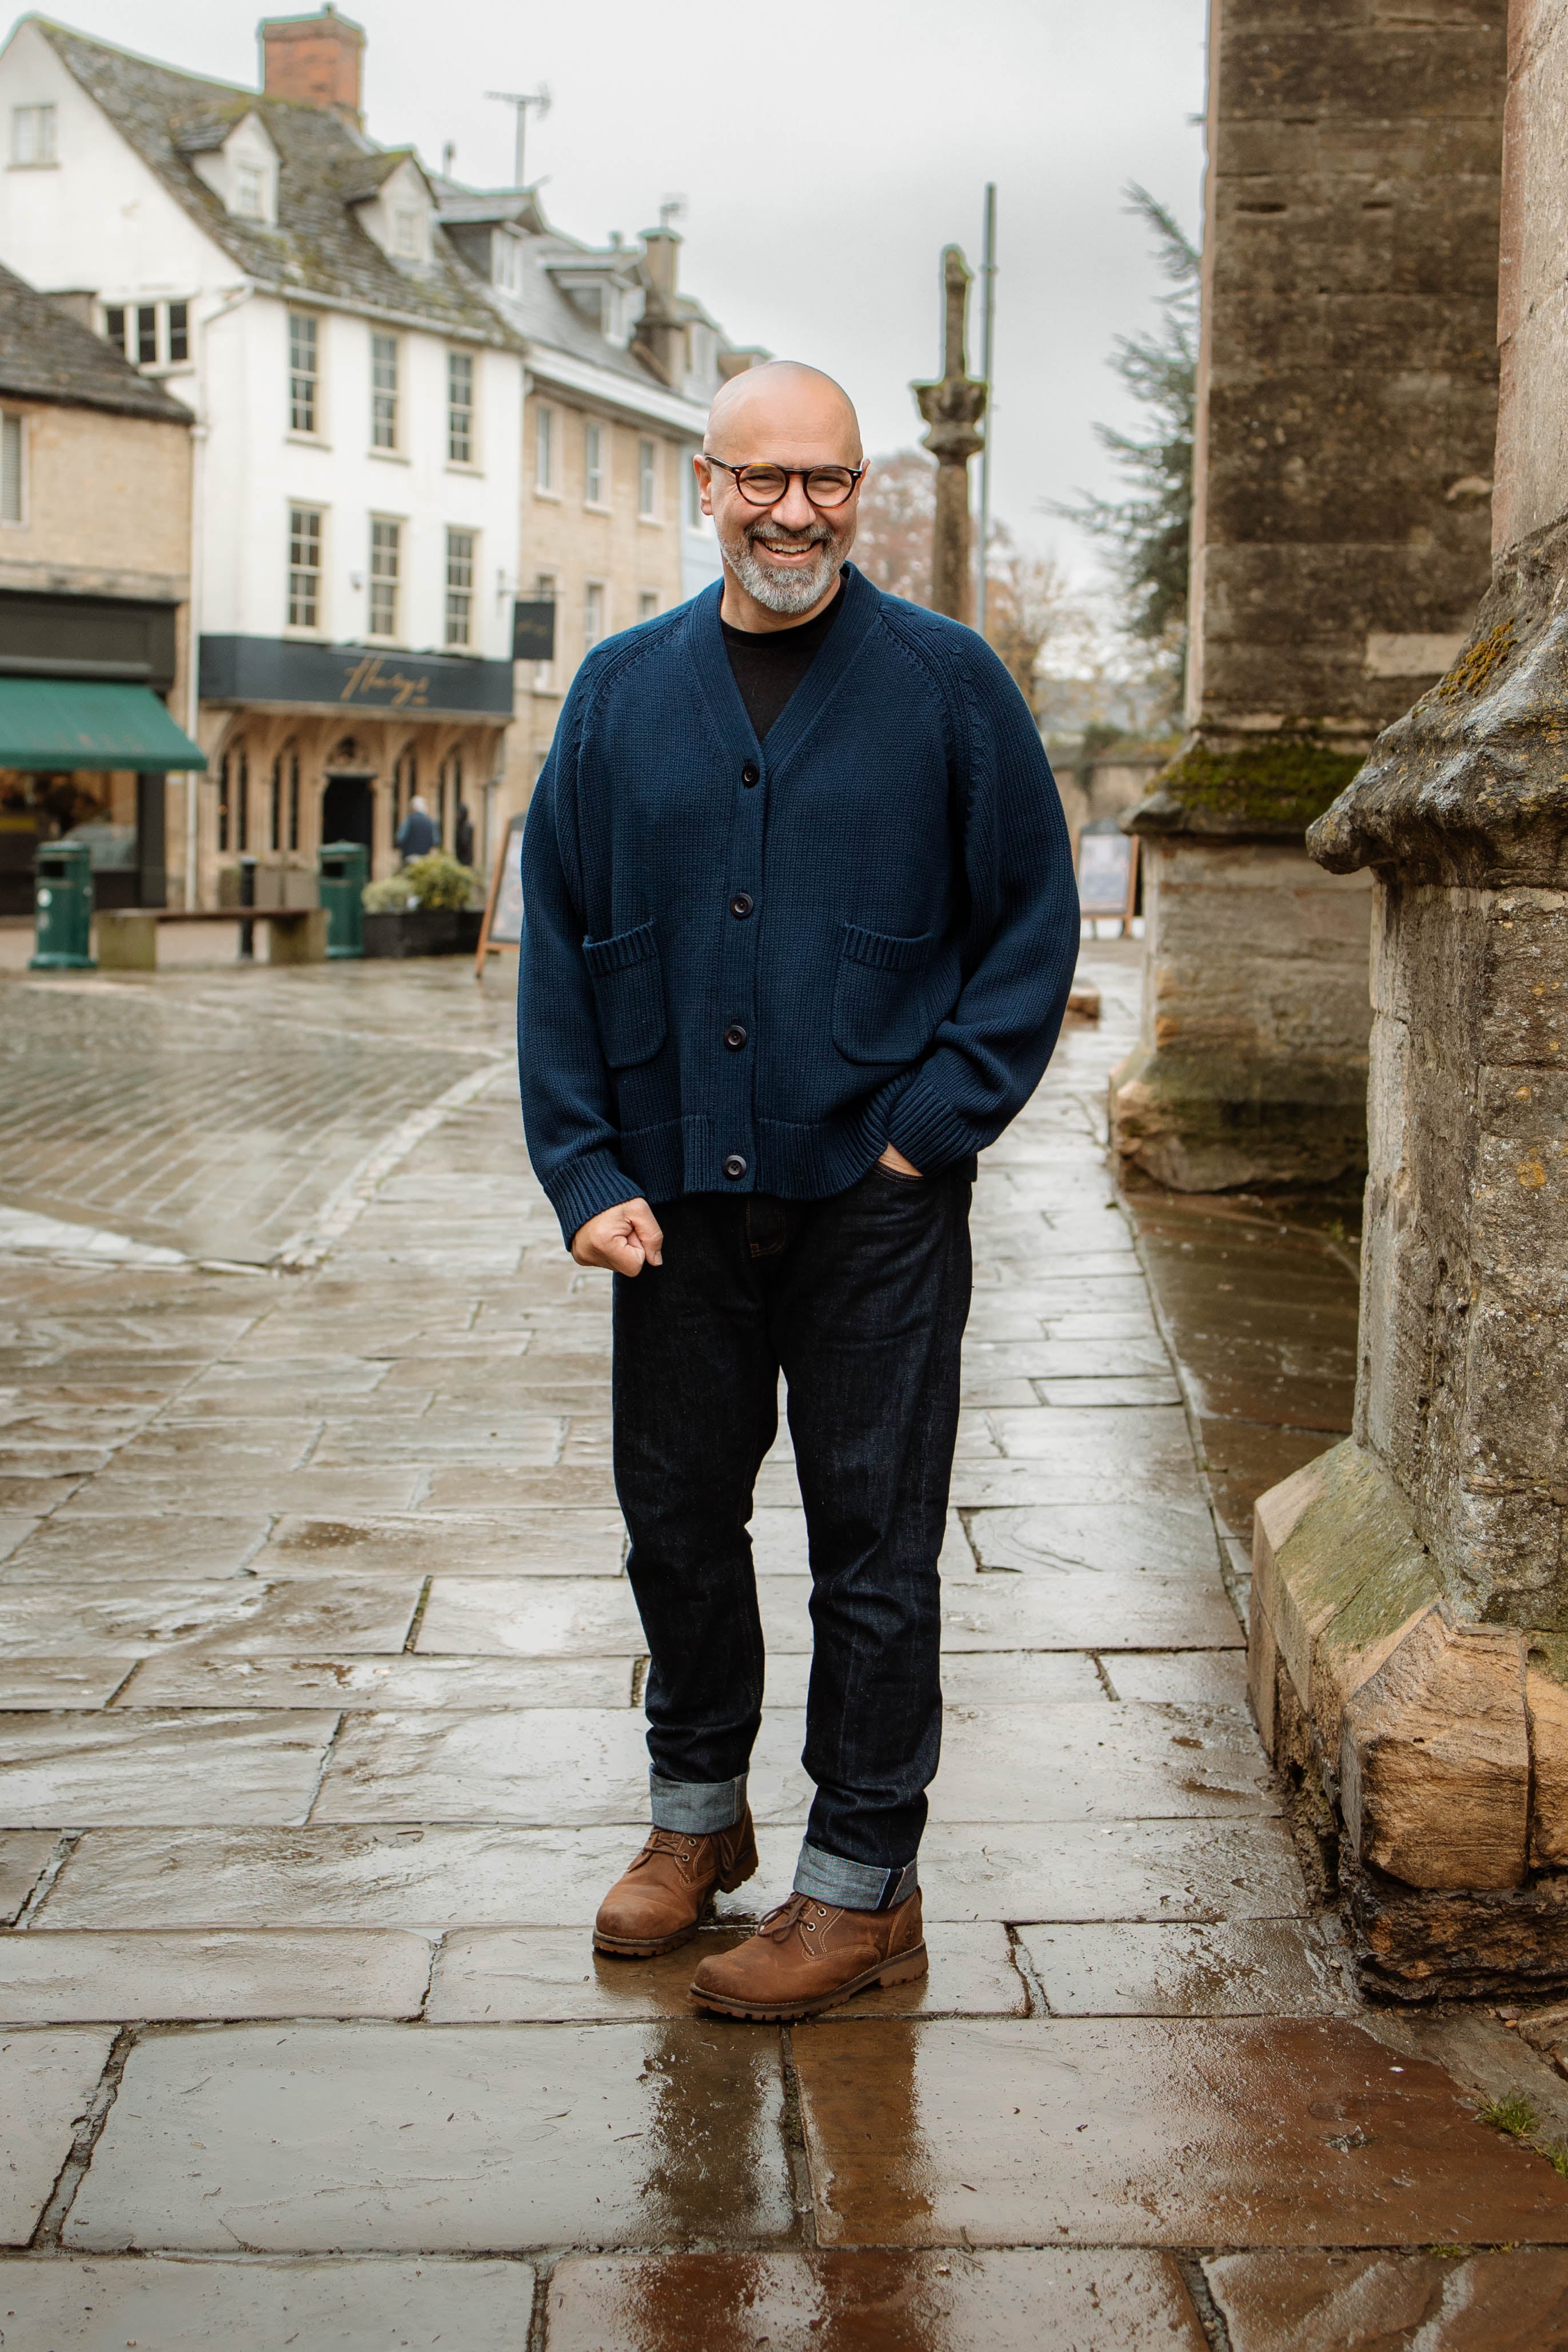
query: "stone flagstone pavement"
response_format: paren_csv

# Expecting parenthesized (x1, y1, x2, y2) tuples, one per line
(2, 946, 1568, 2347)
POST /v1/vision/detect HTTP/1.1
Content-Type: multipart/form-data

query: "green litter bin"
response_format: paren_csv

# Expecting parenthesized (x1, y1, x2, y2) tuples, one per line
(318, 839, 367, 960)
(29, 837, 95, 970)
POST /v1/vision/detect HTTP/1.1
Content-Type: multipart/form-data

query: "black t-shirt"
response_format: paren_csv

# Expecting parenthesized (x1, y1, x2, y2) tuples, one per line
(720, 575, 845, 743)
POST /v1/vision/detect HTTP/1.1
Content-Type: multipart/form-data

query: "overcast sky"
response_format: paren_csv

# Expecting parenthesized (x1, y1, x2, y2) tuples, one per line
(34, 0, 1208, 589)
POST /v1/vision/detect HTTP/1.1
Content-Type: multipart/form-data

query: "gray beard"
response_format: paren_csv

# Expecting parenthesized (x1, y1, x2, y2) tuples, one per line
(721, 521, 849, 615)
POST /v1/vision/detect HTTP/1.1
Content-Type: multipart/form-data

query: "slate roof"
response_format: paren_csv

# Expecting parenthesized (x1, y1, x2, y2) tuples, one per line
(0, 260, 190, 420)
(35, 20, 523, 348)
(435, 188, 735, 412)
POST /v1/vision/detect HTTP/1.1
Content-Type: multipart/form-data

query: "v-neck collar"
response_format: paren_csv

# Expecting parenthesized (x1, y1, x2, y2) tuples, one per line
(687, 563, 881, 772)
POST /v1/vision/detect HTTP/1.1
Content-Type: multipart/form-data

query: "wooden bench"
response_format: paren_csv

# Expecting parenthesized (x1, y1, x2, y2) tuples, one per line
(96, 907, 328, 971)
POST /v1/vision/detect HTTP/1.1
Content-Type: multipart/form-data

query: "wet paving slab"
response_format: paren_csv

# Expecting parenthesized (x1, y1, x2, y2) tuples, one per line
(1018, 1919, 1344, 2016)
(0, 1928, 434, 2023)
(35, 1815, 1312, 1931)
(0, 1708, 340, 1825)
(0, 1572, 422, 1653)
(63, 2020, 793, 2251)
(1204, 2246, 1568, 2350)
(791, 2017, 1568, 2247)
(426, 1922, 1024, 2023)
(544, 2249, 1207, 2351)
(0, 2027, 115, 2240)
(0, 2256, 536, 2350)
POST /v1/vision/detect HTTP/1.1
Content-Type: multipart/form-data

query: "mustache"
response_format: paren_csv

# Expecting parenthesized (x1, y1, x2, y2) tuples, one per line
(745, 521, 833, 550)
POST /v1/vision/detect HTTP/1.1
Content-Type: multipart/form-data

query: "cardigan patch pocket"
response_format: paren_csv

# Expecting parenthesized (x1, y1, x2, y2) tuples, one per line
(582, 919, 667, 1069)
(832, 922, 936, 1065)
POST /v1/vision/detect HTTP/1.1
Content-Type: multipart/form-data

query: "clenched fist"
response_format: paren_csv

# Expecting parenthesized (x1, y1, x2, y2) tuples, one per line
(571, 1197, 664, 1277)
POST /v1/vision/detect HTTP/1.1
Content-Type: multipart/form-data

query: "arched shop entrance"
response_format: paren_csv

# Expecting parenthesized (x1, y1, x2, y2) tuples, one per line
(321, 739, 376, 857)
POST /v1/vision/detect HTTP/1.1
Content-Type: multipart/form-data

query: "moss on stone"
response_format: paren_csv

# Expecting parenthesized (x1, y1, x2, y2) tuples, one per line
(1529, 1634, 1568, 1692)
(1151, 742, 1366, 831)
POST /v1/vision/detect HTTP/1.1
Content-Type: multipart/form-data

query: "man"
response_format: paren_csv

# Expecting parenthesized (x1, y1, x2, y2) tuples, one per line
(519, 362, 1077, 2020)
(396, 794, 437, 862)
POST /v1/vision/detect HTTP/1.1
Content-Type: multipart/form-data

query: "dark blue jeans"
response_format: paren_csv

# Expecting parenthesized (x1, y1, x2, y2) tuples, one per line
(612, 1159, 973, 1910)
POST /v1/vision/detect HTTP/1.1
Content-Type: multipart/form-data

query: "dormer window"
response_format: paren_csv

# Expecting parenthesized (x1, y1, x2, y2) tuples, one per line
(356, 159, 433, 268)
(187, 111, 280, 228)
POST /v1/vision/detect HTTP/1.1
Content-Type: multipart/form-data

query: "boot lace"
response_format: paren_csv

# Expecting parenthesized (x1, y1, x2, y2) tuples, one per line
(757, 1892, 835, 1943)
(629, 1827, 702, 1872)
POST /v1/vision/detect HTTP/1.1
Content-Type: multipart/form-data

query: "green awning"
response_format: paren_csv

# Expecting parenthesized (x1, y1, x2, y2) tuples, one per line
(0, 679, 205, 771)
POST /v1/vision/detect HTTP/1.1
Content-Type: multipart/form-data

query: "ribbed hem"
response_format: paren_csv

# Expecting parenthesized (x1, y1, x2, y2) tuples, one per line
(544, 1148, 645, 1249)
(650, 1769, 748, 1834)
(884, 1075, 977, 1175)
(793, 1841, 919, 1912)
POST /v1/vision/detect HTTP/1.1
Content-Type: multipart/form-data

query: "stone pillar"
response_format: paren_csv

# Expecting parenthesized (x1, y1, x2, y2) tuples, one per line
(912, 248, 986, 624)
(1111, 0, 1506, 1193)
(1250, 1, 1568, 1998)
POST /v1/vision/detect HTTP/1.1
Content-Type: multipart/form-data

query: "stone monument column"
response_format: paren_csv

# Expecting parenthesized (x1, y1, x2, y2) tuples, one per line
(1251, 0, 1568, 1998)
(912, 247, 986, 624)
(1111, 0, 1506, 1193)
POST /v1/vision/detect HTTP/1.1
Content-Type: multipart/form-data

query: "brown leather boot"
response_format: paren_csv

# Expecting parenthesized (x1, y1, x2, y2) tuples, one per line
(689, 1888, 927, 2020)
(593, 1811, 759, 1958)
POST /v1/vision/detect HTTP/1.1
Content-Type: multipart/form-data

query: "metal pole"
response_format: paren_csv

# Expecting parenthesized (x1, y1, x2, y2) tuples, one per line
(975, 182, 997, 639)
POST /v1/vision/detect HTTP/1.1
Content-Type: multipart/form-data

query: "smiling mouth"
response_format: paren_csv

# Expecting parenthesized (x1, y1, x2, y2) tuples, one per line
(755, 539, 824, 561)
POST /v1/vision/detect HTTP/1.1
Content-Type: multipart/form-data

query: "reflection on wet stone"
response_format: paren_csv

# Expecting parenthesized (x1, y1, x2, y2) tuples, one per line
(65, 2022, 793, 2251)
(546, 2249, 1208, 2352)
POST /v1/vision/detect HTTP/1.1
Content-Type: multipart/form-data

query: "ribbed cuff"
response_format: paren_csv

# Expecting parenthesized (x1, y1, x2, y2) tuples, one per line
(544, 1148, 645, 1249)
(793, 1841, 919, 1912)
(650, 1770, 748, 1835)
(884, 1075, 976, 1176)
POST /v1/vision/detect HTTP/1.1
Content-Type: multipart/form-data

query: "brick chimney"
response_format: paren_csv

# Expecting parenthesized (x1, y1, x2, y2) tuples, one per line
(259, 5, 366, 125)
(635, 227, 684, 386)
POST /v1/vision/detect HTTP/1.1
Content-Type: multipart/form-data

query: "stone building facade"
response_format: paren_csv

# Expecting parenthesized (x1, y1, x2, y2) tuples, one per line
(1250, 0, 1568, 1996)
(0, 260, 197, 915)
(435, 190, 751, 802)
(1112, 0, 1507, 1191)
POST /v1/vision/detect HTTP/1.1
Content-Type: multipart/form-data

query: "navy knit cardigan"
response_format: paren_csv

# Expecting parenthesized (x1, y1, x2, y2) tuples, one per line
(518, 563, 1080, 1244)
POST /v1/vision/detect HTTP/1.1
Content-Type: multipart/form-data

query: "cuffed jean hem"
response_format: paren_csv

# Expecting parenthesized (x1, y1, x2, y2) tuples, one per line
(649, 1769, 748, 1835)
(793, 1841, 919, 1912)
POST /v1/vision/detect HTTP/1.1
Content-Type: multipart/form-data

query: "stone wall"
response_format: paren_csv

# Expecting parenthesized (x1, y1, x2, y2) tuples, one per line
(1114, 0, 1507, 1191)
(1246, 1, 1568, 1996)
(1115, 839, 1373, 1190)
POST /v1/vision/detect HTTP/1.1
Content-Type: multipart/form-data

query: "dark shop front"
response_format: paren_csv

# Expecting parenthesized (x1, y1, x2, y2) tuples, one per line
(0, 589, 205, 916)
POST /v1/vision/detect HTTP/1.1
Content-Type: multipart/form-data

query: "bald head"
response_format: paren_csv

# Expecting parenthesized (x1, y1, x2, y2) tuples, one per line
(705, 361, 862, 465)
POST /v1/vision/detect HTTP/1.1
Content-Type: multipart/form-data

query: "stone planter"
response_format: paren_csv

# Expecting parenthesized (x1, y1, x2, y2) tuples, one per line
(362, 908, 481, 959)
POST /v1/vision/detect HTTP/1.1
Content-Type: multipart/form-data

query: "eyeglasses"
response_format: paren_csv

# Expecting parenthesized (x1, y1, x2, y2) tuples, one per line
(704, 457, 866, 509)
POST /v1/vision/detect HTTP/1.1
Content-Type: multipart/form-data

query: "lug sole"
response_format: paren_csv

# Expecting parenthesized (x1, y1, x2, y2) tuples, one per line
(690, 1942, 929, 2022)
(593, 1921, 702, 1959)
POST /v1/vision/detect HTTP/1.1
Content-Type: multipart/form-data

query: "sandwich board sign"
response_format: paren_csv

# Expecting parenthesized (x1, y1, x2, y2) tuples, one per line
(475, 810, 525, 975)
(1077, 819, 1138, 930)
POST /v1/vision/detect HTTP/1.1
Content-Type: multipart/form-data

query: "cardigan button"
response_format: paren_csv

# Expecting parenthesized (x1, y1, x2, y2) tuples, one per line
(729, 893, 753, 918)
(741, 761, 760, 787)
(724, 1023, 748, 1050)
(723, 1154, 747, 1179)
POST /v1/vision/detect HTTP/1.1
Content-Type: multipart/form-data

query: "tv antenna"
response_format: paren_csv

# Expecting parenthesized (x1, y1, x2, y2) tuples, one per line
(486, 86, 551, 190)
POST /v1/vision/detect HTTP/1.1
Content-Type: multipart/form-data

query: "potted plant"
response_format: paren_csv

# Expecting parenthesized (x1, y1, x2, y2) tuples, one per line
(362, 851, 482, 958)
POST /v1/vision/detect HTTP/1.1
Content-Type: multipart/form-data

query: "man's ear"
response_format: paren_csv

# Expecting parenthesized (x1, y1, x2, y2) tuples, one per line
(693, 453, 715, 521)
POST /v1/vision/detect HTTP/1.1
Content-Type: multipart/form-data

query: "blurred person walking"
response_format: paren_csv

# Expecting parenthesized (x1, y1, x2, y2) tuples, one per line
(396, 794, 437, 862)
(519, 362, 1078, 2018)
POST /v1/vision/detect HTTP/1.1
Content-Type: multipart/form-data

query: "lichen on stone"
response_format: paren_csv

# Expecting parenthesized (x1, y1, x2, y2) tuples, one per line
(1436, 619, 1518, 701)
